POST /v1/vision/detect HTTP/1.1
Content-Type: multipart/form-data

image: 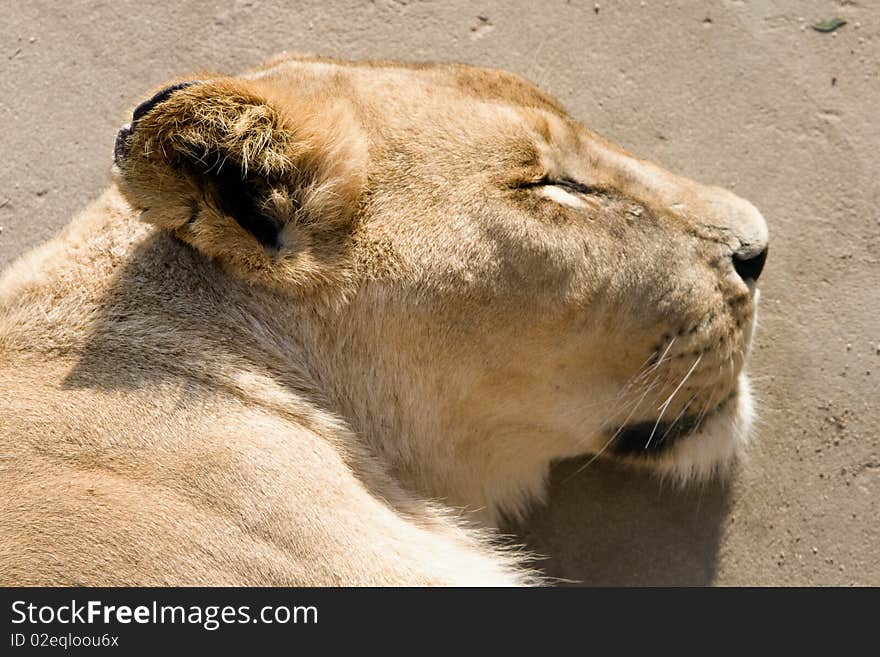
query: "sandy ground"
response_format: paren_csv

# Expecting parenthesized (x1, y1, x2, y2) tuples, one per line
(1, 1, 877, 585)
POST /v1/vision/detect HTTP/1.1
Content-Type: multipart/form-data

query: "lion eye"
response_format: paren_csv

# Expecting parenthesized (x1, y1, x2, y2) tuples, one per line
(520, 177, 600, 195)
(551, 177, 600, 195)
(521, 177, 600, 208)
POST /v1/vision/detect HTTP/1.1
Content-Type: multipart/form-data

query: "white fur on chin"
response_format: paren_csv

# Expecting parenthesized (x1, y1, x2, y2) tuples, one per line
(651, 373, 755, 484)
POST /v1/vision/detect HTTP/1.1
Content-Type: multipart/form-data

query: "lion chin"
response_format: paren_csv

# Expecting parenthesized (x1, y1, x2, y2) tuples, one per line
(607, 292, 761, 485)
(645, 373, 755, 484)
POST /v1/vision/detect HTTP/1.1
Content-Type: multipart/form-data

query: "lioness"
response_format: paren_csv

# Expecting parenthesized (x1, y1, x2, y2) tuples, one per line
(0, 55, 768, 586)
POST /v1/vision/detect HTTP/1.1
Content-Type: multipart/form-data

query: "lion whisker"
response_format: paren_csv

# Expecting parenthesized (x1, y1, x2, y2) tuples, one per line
(660, 393, 698, 442)
(566, 373, 665, 481)
(645, 354, 701, 449)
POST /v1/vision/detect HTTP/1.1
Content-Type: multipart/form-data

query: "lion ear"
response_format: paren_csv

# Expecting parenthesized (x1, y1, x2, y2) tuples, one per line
(115, 78, 367, 288)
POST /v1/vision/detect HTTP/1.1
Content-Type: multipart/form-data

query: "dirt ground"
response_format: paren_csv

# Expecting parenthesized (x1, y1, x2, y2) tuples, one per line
(1, 1, 877, 585)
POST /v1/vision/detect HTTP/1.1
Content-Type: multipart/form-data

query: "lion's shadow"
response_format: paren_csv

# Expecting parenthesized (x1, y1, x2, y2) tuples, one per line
(511, 458, 730, 586)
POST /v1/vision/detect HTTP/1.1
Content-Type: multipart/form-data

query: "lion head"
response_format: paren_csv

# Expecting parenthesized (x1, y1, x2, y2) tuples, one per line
(114, 56, 768, 521)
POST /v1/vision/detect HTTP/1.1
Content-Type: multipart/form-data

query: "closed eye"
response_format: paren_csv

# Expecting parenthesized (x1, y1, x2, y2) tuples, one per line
(550, 177, 601, 196)
(520, 176, 601, 194)
(519, 176, 602, 208)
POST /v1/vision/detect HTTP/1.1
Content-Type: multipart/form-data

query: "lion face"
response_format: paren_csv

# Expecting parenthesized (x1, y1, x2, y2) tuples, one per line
(115, 56, 768, 516)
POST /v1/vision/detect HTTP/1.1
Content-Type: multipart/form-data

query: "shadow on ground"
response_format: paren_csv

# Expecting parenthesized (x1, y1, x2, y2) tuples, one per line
(513, 458, 731, 586)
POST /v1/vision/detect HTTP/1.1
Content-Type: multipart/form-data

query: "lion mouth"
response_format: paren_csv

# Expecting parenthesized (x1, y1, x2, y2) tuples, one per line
(608, 389, 738, 456)
(608, 415, 703, 455)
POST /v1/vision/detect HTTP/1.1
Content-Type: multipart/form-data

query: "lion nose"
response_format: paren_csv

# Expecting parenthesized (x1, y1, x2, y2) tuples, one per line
(702, 191, 768, 284)
(732, 244, 768, 283)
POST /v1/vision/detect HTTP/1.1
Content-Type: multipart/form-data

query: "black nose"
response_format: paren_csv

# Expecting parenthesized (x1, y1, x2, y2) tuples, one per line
(732, 245, 768, 283)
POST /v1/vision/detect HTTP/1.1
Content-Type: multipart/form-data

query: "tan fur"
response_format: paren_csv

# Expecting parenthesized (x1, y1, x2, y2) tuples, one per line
(0, 55, 767, 585)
